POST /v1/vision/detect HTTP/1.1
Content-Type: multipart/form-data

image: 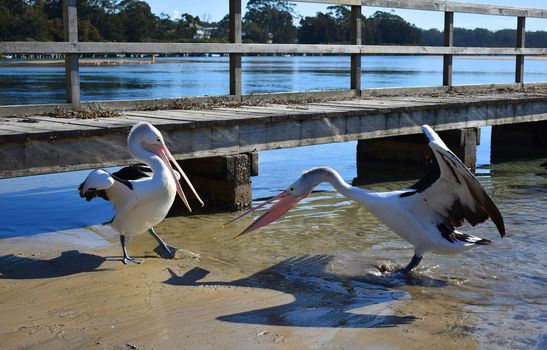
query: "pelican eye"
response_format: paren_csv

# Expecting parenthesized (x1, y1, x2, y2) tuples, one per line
(288, 187, 295, 193)
(156, 137, 162, 143)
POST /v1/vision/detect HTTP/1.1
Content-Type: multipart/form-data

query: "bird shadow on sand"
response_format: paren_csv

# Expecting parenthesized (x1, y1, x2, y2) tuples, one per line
(0, 250, 110, 279)
(164, 255, 446, 329)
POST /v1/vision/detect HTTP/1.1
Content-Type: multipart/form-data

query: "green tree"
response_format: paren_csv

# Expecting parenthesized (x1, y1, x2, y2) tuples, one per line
(297, 5, 357, 44)
(420, 28, 442, 46)
(118, 0, 156, 42)
(528, 31, 547, 48)
(366, 11, 421, 45)
(211, 14, 229, 41)
(298, 13, 341, 44)
(174, 14, 197, 40)
(243, 0, 296, 43)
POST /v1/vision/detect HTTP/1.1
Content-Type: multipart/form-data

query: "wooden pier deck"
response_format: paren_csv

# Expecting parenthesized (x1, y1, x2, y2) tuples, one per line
(1, 88, 546, 178)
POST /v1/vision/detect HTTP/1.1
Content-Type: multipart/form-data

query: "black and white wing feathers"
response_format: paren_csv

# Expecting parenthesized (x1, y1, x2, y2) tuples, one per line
(78, 165, 151, 202)
(405, 125, 505, 239)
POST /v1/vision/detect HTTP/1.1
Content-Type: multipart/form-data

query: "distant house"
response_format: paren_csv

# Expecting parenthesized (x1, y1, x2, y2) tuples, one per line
(193, 23, 217, 40)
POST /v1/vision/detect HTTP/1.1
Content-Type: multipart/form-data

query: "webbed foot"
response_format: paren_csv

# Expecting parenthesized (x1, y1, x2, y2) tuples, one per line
(398, 254, 422, 274)
(123, 256, 142, 265)
(162, 244, 178, 259)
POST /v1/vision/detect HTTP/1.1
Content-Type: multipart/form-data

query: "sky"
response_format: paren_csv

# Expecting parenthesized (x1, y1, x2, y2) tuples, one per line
(150, 0, 546, 31)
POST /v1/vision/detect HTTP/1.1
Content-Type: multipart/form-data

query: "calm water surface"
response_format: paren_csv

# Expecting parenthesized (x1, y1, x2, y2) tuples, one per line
(1, 56, 547, 104)
(0, 56, 546, 348)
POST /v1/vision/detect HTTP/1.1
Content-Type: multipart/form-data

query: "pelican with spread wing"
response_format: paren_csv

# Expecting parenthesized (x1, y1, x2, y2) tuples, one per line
(230, 125, 505, 273)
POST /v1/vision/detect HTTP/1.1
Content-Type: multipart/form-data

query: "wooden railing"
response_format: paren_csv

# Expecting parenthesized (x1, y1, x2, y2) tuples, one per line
(0, 0, 546, 107)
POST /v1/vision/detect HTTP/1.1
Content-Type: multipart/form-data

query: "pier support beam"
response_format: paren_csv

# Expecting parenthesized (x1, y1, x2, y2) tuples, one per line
(491, 121, 547, 162)
(354, 128, 479, 184)
(169, 153, 257, 215)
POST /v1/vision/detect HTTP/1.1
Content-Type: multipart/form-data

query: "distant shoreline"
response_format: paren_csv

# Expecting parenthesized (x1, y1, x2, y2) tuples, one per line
(0, 58, 176, 66)
(0, 55, 546, 67)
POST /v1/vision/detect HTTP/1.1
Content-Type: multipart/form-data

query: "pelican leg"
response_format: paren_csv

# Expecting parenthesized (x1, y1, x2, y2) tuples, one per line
(148, 228, 178, 259)
(121, 235, 142, 265)
(400, 254, 422, 274)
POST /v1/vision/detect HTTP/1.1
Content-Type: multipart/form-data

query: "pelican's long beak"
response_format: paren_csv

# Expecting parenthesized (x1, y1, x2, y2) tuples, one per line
(149, 144, 204, 212)
(229, 191, 309, 239)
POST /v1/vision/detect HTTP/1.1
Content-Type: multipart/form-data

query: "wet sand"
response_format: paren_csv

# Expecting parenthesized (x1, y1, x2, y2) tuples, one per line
(0, 219, 478, 350)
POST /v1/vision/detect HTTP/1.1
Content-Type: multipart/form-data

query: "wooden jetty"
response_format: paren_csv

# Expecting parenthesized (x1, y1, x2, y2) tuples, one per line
(1, 0, 547, 211)
(2, 87, 546, 178)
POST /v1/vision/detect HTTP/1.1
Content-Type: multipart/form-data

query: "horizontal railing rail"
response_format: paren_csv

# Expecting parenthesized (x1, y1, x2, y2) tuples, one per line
(0, 0, 545, 108)
(2, 42, 547, 56)
(294, 0, 547, 18)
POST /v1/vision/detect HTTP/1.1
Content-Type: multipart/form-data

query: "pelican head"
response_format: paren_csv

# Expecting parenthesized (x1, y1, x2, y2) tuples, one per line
(129, 122, 204, 212)
(229, 167, 336, 238)
(128, 121, 166, 148)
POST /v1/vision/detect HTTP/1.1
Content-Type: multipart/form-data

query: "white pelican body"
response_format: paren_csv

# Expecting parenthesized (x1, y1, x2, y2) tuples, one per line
(231, 125, 505, 273)
(106, 161, 175, 236)
(79, 122, 203, 264)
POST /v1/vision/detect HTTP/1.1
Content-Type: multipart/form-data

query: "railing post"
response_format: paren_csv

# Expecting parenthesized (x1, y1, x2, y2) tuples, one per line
(229, 0, 242, 100)
(443, 11, 454, 88)
(63, 0, 80, 106)
(351, 5, 362, 96)
(515, 16, 525, 87)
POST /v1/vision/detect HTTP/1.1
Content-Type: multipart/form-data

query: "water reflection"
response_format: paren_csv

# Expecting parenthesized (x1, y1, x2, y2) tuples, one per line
(2, 56, 545, 105)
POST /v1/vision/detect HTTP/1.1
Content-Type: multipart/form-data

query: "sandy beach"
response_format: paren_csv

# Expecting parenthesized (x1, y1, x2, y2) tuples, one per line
(0, 216, 479, 350)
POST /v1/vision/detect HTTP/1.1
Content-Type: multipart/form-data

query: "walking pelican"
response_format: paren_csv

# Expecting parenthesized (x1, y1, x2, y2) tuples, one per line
(229, 125, 505, 273)
(79, 122, 203, 264)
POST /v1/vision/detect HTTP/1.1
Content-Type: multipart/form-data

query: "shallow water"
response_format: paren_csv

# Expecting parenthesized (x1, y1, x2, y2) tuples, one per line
(0, 55, 546, 347)
(0, 126, 545, 347)
(154, 157, 547, 348)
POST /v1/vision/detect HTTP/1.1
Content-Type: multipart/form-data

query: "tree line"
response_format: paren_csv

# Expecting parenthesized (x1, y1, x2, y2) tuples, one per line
(1, 0, 546, 48)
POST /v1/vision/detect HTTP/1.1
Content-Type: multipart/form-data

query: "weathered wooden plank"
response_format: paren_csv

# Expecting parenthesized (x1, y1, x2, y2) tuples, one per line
(123, 115, 191, 128)
(0, 117, 130, 143)
(363, 0, 547, 18)
(361, 46, 547, 55)
(125, 111, 201, 122)
(3, 42, 546, 55)
(443, 11, 454, 87)
(225, 105, 342, 121)
(351, 5, 362, 93)
(0, 42, 360, 55)
(135, 110, 223, 121)
(1, 123, 54, 135)
(208, 106, 279, 114)
(125, 110, 252, 128)
(516, 16, 526, 84)
(293, 0, 360, 5)
(230, 0, 242, 98)
(1, 118, 94, 133)
(386, 96, 480, 106)
(307, 102, 376, 112)
(123, 113, 213, 131)
(328, 99, 423, 108)
(63, 0, 79, 106)
(159, 108, 267, 121)
(27, 116, 133, 129)
(232, 105, 313, 114)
